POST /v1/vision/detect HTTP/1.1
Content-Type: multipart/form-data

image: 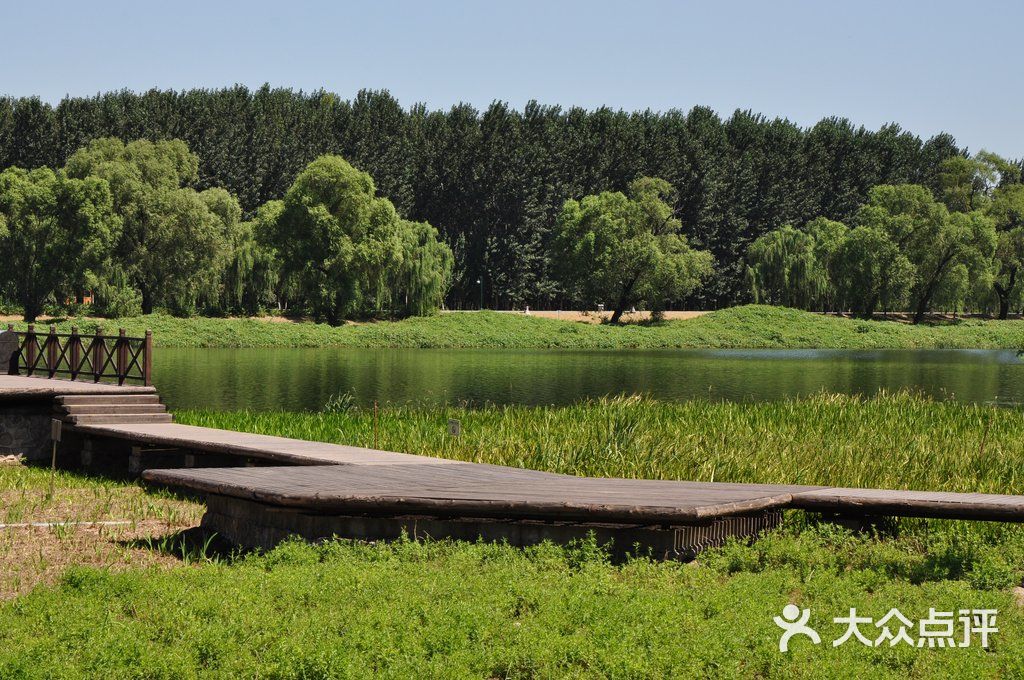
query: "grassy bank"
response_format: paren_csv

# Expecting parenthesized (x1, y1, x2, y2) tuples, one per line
(4, 394, 1024, 677)
(0, 466, 203, 599)
(2, 525, 1021, 678)
(8, 305, 1024, 349)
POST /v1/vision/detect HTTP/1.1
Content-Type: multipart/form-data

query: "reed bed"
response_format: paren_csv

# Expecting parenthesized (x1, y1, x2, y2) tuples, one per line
(178, 391, 1024, 494)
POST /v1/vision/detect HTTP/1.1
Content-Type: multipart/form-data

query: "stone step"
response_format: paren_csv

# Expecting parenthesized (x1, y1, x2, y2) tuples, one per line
(56, 394, 161, 406)
(55, 403, 167, 415)
(66, 413, 174, 426)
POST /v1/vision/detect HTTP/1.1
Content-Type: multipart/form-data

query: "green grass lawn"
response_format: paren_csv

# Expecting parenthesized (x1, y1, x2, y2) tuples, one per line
(10, 305, 1024, 349)
(2, 527, 1022, 678)
(3, 393, 1024, 677)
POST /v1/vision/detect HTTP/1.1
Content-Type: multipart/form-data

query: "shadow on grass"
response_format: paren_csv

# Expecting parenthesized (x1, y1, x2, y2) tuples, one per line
(120, 526, 246, 564)
(15, 458, 208, 503)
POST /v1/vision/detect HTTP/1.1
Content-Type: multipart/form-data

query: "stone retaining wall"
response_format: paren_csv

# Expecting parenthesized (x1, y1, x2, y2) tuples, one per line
(0, 404, 51, 462)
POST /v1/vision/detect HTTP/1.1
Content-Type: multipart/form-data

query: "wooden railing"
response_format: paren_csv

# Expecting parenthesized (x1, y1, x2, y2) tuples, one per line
(5, 324, 152, 386)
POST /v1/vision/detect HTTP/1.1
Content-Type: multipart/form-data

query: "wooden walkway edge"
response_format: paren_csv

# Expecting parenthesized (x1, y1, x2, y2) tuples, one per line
(6, 374, 1024, 544)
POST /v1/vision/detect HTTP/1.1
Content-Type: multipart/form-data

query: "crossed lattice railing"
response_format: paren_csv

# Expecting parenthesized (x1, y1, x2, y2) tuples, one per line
(5, 324, 153, 386)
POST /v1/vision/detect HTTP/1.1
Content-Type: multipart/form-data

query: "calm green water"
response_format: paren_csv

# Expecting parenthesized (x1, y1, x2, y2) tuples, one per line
(152, 348, 1024, 411)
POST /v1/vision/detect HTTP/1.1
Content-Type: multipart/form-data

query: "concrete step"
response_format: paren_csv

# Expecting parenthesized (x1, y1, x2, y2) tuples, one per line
(55, 403, 167, 415)
(56, 394, 161, 406)
(66, 413, 174, 426)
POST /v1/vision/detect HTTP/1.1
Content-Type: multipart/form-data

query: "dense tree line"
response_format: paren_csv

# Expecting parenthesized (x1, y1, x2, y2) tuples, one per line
(746, 153, 1024, 320)
(4, 86, 1018, 309)
(0, 138, 452, 322)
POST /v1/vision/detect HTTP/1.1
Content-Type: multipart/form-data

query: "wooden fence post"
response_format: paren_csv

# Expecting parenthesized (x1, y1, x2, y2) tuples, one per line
(144, 330, 153, 387)
(117, 328, 128, 385)
(5, 323, 16, 375)
(92, 327, 104, 382)
(70, 327, 80, 380)
(25, 324, 36, 376)
(47, 325, 57, 378)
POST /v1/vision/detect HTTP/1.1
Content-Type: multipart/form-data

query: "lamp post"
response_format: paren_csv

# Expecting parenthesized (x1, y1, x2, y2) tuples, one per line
(476, 277, 483, 310)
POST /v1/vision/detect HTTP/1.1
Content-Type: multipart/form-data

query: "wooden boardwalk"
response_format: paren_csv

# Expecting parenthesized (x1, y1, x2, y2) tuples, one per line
(5, 374, 1024, 556)
(143, 463, 823, 524)
(72, 422, 461, 466)
(0, 374, 155, 399)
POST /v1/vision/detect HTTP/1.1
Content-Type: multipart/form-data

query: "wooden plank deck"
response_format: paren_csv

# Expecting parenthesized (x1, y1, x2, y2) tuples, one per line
(144, 464, 822, 524)
(79, 419, 1024, 525)
(71, 422, 462, 466)
(790, 487, 1024, 522)
(0, 374, 155, 399)
(145, 460, 1024, 524)
(7, 373, 1024, 527)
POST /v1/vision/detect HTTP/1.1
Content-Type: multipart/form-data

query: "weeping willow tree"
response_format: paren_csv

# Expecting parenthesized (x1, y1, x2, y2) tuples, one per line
(271, 155, 451, 323)
(89, 267, 142, 317)
(213, 201, 283, 315)
(745, 225, 831, 309)
(388, 220, 453, 317)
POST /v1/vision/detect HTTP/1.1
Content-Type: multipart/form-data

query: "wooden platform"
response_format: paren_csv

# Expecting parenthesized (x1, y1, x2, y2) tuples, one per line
(71, 422, 461, 466)
(789, 487, 1024, 522)
(72, 413, 1024, 526)
(0, 374, 155, 400)
(7, 373, 1024, 559)
(144, 463, 823, 524)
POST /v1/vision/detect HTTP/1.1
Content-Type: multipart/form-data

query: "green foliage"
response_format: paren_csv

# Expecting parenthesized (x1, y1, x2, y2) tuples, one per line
(859, 185, 997, 321)
(178, 391, 1024, 493)
(746, 225, 832, 308)
(551, 177, 713, 321)
(0, 87, 984, 309)
(988, 184, 1024, 318)
(0, 166, 120, 321)
(390, 219, 453, 317)
(833, 226, 915, 316)
(64, 138, 232, 315)
(937, 151, 1019, 213)
(2, 527, 1023, 678)
(272, 155, 451, 323)
(747, 184, 999, 320)
(12, 306, 1024, 349)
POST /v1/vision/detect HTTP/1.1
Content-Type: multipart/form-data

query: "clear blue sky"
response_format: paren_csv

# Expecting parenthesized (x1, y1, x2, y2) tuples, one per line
(4, 0, 1022, 158)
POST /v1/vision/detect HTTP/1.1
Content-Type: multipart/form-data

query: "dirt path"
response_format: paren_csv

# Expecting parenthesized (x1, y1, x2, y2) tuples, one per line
(520, 310, 709, 324)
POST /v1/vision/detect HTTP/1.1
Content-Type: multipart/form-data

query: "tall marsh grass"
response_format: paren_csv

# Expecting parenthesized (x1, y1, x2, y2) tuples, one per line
(178, 391, 1024, 494)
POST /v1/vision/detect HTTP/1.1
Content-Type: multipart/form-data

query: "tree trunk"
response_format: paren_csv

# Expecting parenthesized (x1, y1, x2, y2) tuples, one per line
(140, 287, 154, 315)
(860, 295, 878, 320)
(609, 273, 642, 324)
(994, 267, 1017, 320)
(912, 295, 931, 325)
(912, 249, 958, 325)
(21, 288, 39, 323)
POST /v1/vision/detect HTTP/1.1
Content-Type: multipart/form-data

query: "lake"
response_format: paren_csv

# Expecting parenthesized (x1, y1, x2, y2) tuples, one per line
(152, 348, 1024, 411)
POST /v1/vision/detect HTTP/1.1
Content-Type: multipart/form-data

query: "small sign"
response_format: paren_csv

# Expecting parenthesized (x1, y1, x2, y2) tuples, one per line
(447, 419, 461, 437)
(50, 418, 62, 443)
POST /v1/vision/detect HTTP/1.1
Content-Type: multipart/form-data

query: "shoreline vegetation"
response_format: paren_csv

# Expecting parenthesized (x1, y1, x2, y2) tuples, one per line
(176, 392, 1024, 494)
(6, 304, 1024, 350)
